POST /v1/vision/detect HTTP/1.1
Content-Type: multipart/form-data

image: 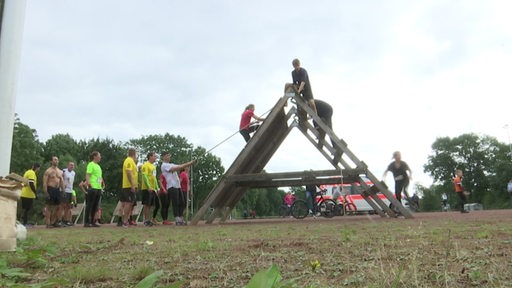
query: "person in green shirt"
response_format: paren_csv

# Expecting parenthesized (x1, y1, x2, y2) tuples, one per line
(84, 151, 103, 227)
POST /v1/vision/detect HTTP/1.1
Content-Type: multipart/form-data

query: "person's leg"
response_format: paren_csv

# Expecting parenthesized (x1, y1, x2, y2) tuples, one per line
(177, 189, 186, 218)
(21, 197, 32, 225)
(152, 192, 160, 223)
(141, 190, 152, 224)
(160, 192, 170, 221)
(58, 192, 67, 224)
(240, 130, 251, 143)
(306, 191, 313, 213)
(120, 188, 133, 225)
(121, 201, 131, 224)
(249, 125, 259, 134)
(89, 190, 100, 226)
(394, 181, 403, 203)
(169, 188, 180, 219)
(44, 203, 50, 226)
(94, 194, 102, 224)
(84, 189, 94, 226)
(457, 192, 467, 212)
(65, 193, 73, 224)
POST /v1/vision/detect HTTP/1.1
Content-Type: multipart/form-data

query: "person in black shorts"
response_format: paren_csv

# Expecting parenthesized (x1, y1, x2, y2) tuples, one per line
(382, 151, 412, 210)
(42, 156, 64, 228)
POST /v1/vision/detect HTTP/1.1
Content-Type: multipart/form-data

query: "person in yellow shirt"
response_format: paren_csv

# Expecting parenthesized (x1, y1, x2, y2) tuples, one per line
(119, 148, 138, 227)
(20, 163, 41, 227)
(141, 152, 159, 227)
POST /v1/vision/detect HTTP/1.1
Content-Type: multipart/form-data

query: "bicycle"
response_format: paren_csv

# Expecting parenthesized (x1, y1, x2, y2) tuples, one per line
(334, 194, 357, 216)
(290, 189, 337, 219)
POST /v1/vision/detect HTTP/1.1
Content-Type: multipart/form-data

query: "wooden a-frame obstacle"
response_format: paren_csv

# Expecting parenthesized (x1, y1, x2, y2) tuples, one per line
(191, 86, 413, 225)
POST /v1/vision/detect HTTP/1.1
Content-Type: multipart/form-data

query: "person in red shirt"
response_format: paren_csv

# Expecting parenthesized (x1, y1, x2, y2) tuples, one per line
(239, 104, 265, 143)
(158, 173, 172, 225)
(453, 169, 469, 213)
(180, 167, 191, 222)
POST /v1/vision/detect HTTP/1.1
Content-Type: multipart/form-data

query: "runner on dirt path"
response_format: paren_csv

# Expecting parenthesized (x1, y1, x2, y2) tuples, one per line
(454, 169, 469, 213)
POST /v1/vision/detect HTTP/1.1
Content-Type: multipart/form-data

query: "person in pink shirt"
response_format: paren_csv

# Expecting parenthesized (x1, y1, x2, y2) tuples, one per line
(239, 104, 265, 143)
(180, 167, 191, 223)
(284, 191, 295, 207)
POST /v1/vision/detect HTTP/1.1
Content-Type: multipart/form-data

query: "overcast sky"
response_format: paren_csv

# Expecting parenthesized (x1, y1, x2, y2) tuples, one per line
(15, 0, 512, 192)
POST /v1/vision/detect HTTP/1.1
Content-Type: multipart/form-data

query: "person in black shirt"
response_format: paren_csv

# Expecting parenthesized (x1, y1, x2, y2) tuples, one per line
(312, 99, 335, 147)
(292, 58, 317, 115)
(313, 100, 332, 129)
(382, 151, 412, 206)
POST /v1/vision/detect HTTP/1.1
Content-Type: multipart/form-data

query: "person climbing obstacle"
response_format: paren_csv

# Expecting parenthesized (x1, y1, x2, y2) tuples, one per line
(239, 104, 265, 143)
(312, 99, 335, 147)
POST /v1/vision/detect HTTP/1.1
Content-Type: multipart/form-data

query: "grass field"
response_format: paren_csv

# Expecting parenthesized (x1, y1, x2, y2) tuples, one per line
(3, 210, 512, 287)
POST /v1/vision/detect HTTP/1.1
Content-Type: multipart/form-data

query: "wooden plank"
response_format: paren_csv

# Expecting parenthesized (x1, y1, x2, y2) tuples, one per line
(234, 178, 342, 188)
(226, 169, 361, 181)
(359, 192, 386, 217)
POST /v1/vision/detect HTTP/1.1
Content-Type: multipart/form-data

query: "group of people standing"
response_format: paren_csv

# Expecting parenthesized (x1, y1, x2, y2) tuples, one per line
(119, 149, 194, 227)
(18, 148, 194, 228)
(19, 154, 99, 228)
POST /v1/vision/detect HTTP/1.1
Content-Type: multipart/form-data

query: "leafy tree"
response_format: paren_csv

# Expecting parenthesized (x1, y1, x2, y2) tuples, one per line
(190, 146, 225, 211)
(237, 187, 286, 217)
(416, 184, 455, 212)
(41, 134, 81, 164)
(127, 133, 193, 164)
(424, 133, 512, 208)
(10, 115, 43, 174)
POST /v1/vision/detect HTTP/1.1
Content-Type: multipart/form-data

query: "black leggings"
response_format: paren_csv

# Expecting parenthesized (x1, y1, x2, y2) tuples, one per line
(240, 125, 259, 143)
(395, 180, 409, 203)
(84, 189, 101, 225)
(169, 187, 185, 217)
(152, 193, 161, 219)
(21, 197, 34, 225)
(457, 192, 467, 211)
(159, 192, 170, 220)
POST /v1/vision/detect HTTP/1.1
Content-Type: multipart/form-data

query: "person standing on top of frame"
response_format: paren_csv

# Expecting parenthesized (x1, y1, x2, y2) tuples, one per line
(292, 58, 317, 115)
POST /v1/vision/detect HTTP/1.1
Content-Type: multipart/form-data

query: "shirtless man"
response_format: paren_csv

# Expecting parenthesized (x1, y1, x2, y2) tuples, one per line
(42, 156, 64, 228)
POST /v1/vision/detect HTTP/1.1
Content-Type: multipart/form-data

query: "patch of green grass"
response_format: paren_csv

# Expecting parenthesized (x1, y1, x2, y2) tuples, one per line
(65, 265, 115, 285)
(7, 212, 512, 287)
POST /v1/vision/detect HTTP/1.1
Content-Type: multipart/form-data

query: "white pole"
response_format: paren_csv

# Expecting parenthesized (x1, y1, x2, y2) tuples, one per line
(0, 0, 27, 176)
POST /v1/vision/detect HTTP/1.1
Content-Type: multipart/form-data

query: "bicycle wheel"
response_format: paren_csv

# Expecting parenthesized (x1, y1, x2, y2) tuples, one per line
(344, 202, 357, 215)
(278, 205, 289, 218)
(291, 200, 309, 219)
(317, 199, 336, 218)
